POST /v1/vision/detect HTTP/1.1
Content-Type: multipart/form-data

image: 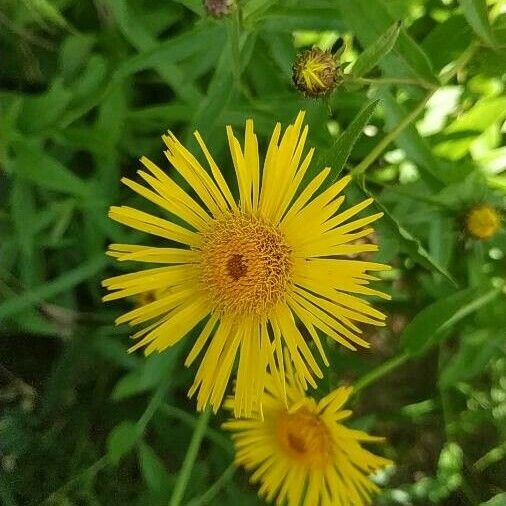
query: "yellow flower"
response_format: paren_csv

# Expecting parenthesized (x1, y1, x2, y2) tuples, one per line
(102, 112, 389, 416)
(223, 370, 392, 506)
(465, 204, 501, 240)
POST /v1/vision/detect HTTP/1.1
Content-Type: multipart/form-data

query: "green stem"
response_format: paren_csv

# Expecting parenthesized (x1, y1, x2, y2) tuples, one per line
(474, 441, 506, 472)
(440, 41, 479, 84)
(353, 76, 437, 91)
(439, 347, 480, 506)
(351, 91, 433, 178)
(349, 40, 478, 180)
(353, 352, 409, 393)
(366, 177, 456, 210)
(185, 463, 236, 506)
(228, 7, 242, 90)
(137, 377, 169, 433)
(137, 345, 184, 432)
(169, 409, 211, 506)
(161, 404, 233, 455)
(438, 346, 454, 441)
(42, 457, 108, 505)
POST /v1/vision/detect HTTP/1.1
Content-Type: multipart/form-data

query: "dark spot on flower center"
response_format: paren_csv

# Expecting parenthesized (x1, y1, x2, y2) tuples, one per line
(287, 432, 307, 454)
(227, 254, 247, 280)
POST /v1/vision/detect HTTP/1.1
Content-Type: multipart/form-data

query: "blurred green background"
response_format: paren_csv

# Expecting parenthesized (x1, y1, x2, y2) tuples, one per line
(1, 0, 506, 504)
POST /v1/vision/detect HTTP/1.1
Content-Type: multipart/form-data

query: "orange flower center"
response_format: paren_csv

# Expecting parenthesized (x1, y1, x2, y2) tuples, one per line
(199, 213, 292, 315)
(466, 205, 501, 240)
(276, 408, 335, 468)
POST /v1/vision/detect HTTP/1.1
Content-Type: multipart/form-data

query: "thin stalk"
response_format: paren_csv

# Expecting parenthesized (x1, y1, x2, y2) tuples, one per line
(438, 347, 480, 506)
(350, 39, 478, 179)
(185, 463, 236, 506)
(474, 441, 506, 472)
(441, 41, 479, 84)
(366, 177, 456, 210)
(438, 346, 454, 441)
(353, 352, 409, 393)
(42, 457, 108, 505)
(351, 92, 433, 178)
(161, 403, 233, 455)
(353, 76, 437, 91)
(169, 409, 211, 506)
(137, 376, 170, 433)
(229, 7, 242, 90)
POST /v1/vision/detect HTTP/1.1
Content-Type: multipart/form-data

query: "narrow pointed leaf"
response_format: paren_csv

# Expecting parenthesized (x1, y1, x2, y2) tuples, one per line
(458, 0, 496, 47)
(351, 22, 401, 78)
(401, 287, 501, 356)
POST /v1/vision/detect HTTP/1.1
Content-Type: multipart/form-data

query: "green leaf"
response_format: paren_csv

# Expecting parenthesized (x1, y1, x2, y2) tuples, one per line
(115, 24, 223, 79)
(264, 32, 296, 77)
(59, 34, 96, 82)
(107, 421, 140, 465)
(112, 353, 171, 400)
(91, 333, 140, 370)
(435, 96, 506, 160)
(60, 55, 109, 125)
(401, 287, 501, 356)
(173, 0, 204, 15)
(351, 22, 401, 78)
(370, 193, 458, 286)
(0, 255, 106, 321)
(109, 0, 204, 104)
(482, 493, 506, 506)
(378, 89, 446, 189)
(431, 442, 463, 501)
(139, 443, 172, 494)
(187, 31, 256, 146)
(422, 15, 473, 72)
(10, 179, 44, 288)
(26, 0, 73, 30)
(316, 100, 379, 179)
(440, 330, 504, 387)
(427, 215, 455, 271)
(261, 8, 345, 32)
(336, 0, 436, 83)
(458, 0, 496, 47)
(243, 0, 278, 20)
(18, 80, 73, 133)
(11, 140, 90, 197)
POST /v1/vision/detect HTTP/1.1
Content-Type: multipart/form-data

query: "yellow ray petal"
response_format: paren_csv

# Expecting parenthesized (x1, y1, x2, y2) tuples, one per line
(194, 131, 237, 210)
(108, 206, 200, 246)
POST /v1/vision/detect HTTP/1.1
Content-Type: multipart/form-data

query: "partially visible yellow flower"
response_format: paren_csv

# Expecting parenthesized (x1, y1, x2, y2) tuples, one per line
(465, 204, 501, 240)
(103, 112, 389, 417)
(224, 369, 392, 506)
(292, 48, 340, 97)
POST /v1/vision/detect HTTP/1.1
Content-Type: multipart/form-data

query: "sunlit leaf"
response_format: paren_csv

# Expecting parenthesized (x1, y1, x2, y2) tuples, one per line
(351, 22, 401, 79)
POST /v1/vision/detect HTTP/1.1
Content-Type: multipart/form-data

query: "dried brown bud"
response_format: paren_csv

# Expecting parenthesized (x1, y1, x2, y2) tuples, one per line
(203, 0, 235, 18)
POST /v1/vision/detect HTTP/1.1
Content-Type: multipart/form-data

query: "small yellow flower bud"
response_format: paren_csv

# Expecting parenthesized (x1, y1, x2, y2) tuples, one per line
(203, 0, 235, 18)
(465, 204, 501, 240)
(292, 48, 340, 97)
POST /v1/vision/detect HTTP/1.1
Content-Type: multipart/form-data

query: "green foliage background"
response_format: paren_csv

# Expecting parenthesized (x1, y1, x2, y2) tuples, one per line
(1, 0, 506, 504)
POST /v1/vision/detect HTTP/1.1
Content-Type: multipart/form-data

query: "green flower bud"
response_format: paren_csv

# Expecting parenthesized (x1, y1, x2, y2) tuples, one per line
(292, 48, 340, 97)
